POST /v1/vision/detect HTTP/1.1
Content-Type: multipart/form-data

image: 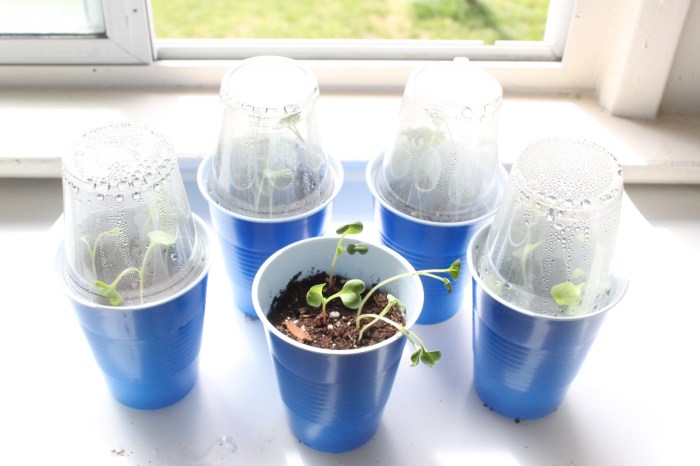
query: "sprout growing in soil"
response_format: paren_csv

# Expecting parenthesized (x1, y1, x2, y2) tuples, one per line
(328, 221, 368, 289)
(305, 221, 461, 367)
(306, 279, 366, 325)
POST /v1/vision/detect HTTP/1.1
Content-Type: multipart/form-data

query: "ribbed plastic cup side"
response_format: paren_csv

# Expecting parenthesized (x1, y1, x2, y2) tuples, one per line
(271, 338, 404, 452)
(252, 236, 424, 453)
(469, 225, 626, 420)
(70, 270, 208, 409)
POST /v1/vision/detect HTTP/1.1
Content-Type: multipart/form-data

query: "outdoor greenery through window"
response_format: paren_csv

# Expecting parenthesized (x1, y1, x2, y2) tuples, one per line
(151, 0, 550, 43)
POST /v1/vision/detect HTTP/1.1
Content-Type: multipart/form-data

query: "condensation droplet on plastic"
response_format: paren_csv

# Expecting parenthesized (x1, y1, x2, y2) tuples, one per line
(115, 194, 124, 202)
(132, 192, 141, 201)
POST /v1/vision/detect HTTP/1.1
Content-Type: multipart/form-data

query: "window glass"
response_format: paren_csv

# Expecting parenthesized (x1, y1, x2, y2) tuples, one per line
(0, 0, 105, 35)
(151, 0, 549, 43)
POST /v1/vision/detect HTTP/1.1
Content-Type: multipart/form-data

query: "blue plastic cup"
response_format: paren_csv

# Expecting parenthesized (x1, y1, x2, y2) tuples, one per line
(57, 215, 211, 410)
(198, 155, 342, 317)
(468, 225, 628, 419)
(367, 155, 506, 324)
(253, 236, 424, 452)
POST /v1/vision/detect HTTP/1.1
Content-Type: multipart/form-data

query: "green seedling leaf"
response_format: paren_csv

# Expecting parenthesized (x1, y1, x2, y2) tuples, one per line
(281, 113, 301, 126)
(338, 279, 366, 309)
(441, 278, 453, 293)
(448, 259, 461, 280)
(93, 280, 123, 306)
(306, 283, 326, 308)
(420, 349, 442, 367)
(346, 243, 369, 255)
(148, 230, 176, 248)
(410, 347, 441, 367)
(410, 348, 422, 367)
(336, 221, 363, 235)
(551, 281, 585, 306)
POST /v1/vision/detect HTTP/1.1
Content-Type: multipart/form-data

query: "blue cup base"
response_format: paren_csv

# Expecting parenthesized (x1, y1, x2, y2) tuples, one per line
(287, 409, 381, 453)
(104, 358, 199, 410)
(473, 367, 563, 420)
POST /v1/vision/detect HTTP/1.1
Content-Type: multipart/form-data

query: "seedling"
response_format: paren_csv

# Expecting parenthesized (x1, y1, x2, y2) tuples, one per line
(357, 295, 441, 367)
(85, 229, 177, 305)
(512, 239, 592, 314)
(305, 221, 460, 367)
(81, 227, 123, 281)
(306, 279, 365, 325)
(328, 221, 368, 288)
(551, 281, 584, 306)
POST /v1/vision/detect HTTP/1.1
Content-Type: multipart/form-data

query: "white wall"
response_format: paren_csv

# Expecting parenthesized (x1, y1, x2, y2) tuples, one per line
(661, 0, 700, 115)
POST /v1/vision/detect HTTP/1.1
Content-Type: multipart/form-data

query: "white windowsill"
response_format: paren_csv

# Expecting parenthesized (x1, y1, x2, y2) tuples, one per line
(1, 87, 699, 184)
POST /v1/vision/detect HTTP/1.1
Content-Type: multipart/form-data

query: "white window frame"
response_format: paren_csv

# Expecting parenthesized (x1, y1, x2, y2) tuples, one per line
(0, 0, 693, 120)
(0, 0, 152, 64)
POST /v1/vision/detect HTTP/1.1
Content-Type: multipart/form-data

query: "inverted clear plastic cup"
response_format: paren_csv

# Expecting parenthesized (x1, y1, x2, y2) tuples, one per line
(478, 137, 624, 316)
(376, 58, 502, 222)
(62, 122, 206, 306)
(208, 56, 335, 219)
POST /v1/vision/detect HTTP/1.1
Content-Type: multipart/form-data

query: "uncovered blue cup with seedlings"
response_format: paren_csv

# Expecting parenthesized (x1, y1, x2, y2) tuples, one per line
(198, 56, 342, 317)
(468, 137, 628, 420)
(367, 58, 506, 324)
(252, 222, 460, 452)
(56, 123, 211, 409)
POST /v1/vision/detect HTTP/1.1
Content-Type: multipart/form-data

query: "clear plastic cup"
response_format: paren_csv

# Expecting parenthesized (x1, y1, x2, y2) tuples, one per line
(207, 56, 335, 219)
(61, 122, 206, 306)
(477, 137, 624, 315)
(376, 58, 502, 222)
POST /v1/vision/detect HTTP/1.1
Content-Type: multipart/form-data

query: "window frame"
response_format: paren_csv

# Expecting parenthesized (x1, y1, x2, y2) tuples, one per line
(0, 0, 152, 64)
(0, 0, 692, 120)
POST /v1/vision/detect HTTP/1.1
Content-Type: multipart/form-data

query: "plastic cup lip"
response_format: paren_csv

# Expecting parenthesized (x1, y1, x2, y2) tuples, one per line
(196, 152, 344, 224)
(219, 56, 320, 117)
(366, 153, 506, 228)
(405, 60, 503, 117)
(252, 236, 424, 357)
(64, 122, 177, 194)
(467, 223, 629, 322)
(510, 137, 624, 215)
(56, 214, 212, 312)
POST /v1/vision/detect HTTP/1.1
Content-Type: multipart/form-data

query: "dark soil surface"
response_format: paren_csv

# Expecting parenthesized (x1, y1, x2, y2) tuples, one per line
(267, 271, 405, 350)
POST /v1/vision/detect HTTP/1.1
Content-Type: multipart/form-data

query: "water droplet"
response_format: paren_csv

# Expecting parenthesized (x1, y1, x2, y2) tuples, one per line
(170, 253, 179, 261)
(97, 193, 105, 201)
(180, 435, 237, 464)
(115, 194, 124, 202)
(132, 192, 141, 200)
